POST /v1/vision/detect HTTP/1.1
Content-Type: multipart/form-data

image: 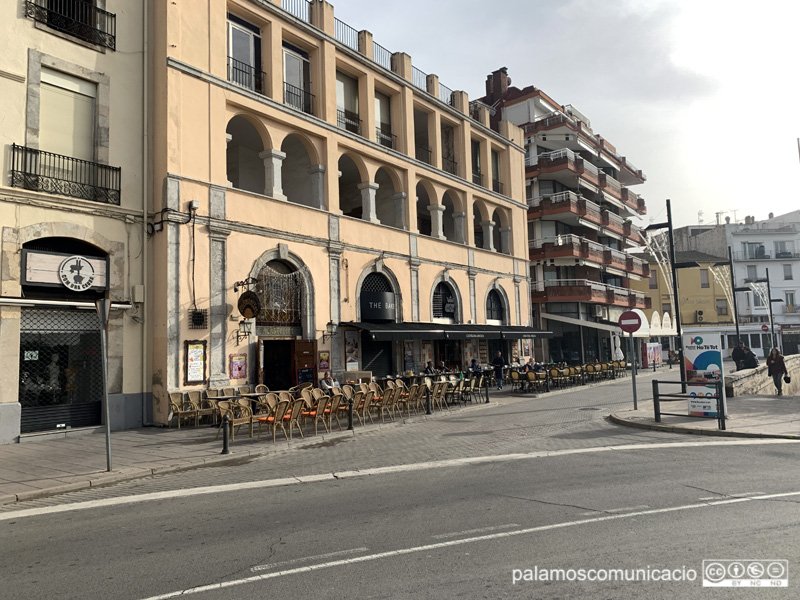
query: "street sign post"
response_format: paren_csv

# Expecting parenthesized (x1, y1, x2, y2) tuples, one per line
(619, 311, 642, 410)
(761, 324, 769, 333)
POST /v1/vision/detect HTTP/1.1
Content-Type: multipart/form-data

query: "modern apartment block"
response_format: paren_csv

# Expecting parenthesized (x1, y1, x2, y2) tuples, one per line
(674, 210, 800, 356)
(0, 1, 147, 443)
(146, 1, 545, 425)
(479, 68, 649, 363)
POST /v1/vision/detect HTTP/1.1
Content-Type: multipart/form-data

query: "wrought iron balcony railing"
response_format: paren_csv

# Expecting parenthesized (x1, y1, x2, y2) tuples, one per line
(11, 143, 121, 205)
(472, 170, 484, 186)
(442, 156, 458, 176)
(25, 0, 116, 50)
(376, 126, 396, 149)
(227, 57, 266, 95)
(337, 109, 361, 135)
(416, 145, 432, 165)
(492, 179, 503, 194)
(284, 82, 314, 115)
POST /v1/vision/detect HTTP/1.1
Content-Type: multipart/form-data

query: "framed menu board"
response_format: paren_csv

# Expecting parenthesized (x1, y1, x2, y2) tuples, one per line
(478, 340, 489, 364)
(184, 340, 207, 385)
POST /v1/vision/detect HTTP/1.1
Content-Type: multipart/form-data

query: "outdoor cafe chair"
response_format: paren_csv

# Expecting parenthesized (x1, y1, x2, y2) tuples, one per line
(238, 385, 252, 394)
(368, 382, 383, 400)
(215, 400, 253, 441)
(300, 387, 314, 409)
(311, 387, 326, 401)
(257, 400, 290, 443)
(285, 398, 306, 439)
(302, 394, 330, 435)
(510, 370, 523, 393)
(358, 382, 370, 394)
(341, 384, 354, 401)
(221, 387, 236, 397)
(187, 390, 217, 425)
(206, 388, 219, 398)
(396, 384, 415, 416)
(431, 381, 448, 411)
(255, 392, 279, 416)
(371, 386, 395, 423)
(278, 390, 294, 403)
(354, 390, 374, 426)
(326, 393, 343, 431)
(169, 392, 198, 429)
(384, 379, 396, 390)
(255, 384, 269, 394)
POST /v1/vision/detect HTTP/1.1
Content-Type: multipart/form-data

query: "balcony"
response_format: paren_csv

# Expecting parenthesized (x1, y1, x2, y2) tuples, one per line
(416, 145, 432, 165)
(472, 170, 484, 186)
(284, 82, 314, 115)
(528, 192, 642, 243)
(11, 143, 121, 205)
(376, 126, 396, 149)
(734, 250, 800, 261)
(442, 156, 458, 176)
(227, 57, 266, 95)
(492, 179, 503, 194)
(531, 279, 650, 309)
(337, 109, 361, 135)
(529, 235, 649, 277)
(25, 0, 116, 50)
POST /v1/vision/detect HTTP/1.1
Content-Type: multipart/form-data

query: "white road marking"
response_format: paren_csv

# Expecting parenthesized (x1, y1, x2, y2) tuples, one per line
(580, 505, 650, 516)
(698, 492, 764, 501)
(0, 438, 796, 522)
(432, 523, 520, 539)
(251, 547, 368, 572)
(136, 489, 800, 600)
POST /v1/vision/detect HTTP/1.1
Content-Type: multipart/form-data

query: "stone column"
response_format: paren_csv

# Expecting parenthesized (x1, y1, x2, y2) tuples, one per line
(358, 181, 379, 223)
(481, 220, 496, 252)
(468, 271, 477, 324)
(308, 164, 326, 209)
(392, 191, 408, 230)
(259, 149, 287, 201)
(452, 211, 466, 244)
(410, 258, 421, 322)
(500, 226, 512, 255)
(225, 134, 233, 187)
(429, 204, 446, 239)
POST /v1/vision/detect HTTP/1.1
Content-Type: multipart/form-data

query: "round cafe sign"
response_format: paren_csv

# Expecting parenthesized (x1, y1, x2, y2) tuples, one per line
(59, 256, 95, 292)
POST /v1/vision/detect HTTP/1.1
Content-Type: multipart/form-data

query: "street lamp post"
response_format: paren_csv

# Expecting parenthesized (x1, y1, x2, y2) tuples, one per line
(752, 269, 783, 351)
(718, 246, 750, 344)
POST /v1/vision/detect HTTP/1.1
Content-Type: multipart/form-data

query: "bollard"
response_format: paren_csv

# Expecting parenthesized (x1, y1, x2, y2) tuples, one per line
(716, 381, 726, 430)
(347, 397, 354, 430)
(484, 376, 490, 404)
(545, 370, 551, 393)
(652, 380, 660, 422)
(221, 413, 231, 454)
(426, 385, 432, 414)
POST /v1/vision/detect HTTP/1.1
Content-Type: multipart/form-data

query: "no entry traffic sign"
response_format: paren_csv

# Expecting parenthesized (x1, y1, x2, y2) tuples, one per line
(618, 311, 642, 334)
(761, 324, 769, 332)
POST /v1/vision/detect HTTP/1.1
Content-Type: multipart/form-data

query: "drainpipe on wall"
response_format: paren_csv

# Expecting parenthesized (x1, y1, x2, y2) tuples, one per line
(140, 0, 150, 426)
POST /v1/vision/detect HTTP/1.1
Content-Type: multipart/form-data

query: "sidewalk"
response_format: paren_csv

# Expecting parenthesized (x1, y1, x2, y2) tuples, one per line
(2, 370, 797, 505)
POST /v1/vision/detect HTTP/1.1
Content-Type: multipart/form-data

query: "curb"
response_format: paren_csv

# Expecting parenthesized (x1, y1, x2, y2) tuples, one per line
(608, 413, 800, 440)
(1, 400, 494, 506)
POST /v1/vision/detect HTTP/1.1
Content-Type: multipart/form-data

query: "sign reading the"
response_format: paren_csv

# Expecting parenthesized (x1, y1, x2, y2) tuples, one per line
(59, 256, 95, 292)
(360, 291, 395, 321)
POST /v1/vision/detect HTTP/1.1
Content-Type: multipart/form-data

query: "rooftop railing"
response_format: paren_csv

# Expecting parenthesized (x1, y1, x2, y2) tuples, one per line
(439, 82, 454, 106)
(334, 17, 358, 51)
(373, 41, 392, 71)
(282, 0, 311, 23)
(11, 143, 121, 205)
(412, 66, 427, 91)
(25, 0, 116, 50)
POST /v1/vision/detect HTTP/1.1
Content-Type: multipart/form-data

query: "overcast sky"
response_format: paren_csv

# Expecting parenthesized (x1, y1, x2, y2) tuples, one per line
(331, 0, 800, 228)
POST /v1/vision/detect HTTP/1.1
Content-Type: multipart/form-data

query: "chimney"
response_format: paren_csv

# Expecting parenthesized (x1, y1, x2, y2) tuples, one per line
(485, 67, 509, 104)
(725, 216, 731, 224)
(769, 212, 774, 219)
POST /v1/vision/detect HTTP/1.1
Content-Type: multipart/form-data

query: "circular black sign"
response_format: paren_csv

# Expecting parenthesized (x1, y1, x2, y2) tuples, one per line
(238, 290, 261, 319)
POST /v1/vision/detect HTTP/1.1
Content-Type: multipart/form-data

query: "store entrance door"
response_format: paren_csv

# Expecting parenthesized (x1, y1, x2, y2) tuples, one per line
(261, 340, 293, 391)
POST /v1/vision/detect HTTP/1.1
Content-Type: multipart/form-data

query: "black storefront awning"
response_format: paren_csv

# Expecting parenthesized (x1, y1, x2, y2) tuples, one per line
(344, 322, 552, 341)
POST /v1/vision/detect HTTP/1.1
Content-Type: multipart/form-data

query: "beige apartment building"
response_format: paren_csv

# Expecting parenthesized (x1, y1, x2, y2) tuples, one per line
(147, 0, 544, 424)
(0, 1, 147, 442)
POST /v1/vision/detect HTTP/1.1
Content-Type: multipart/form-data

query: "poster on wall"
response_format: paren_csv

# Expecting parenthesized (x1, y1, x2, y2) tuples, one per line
(523, 341, 530, 357)
(403, 342, 415, 374)
(421, 342, 433, 367)
(462, 342, 476, 368)
(184, 340, 207, 385)
(684, 333, 726, 417)
(644, 343, 663, 368)
(478, 340, 488, 365)
(511, 342, 520, 364)
(230, 353, 247, 379)
(318, 350, 330, 372)
(344, 330, 359, 371)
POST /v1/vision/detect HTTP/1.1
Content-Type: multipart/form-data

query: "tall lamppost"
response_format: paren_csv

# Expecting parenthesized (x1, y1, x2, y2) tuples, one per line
(645, 199, 699, 391)
(753, 268, 783, 350)
(715, 246, 750, 343)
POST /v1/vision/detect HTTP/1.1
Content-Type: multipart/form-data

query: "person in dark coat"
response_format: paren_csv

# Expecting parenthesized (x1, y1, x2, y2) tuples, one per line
(731, 340, 746, 371)
(492, 351, 507, 390)
(741, 347, 759, 370)
(766, 347, 788, 396)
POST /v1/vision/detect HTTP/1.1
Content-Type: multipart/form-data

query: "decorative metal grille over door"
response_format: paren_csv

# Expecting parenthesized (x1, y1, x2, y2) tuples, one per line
(19, 308, 103, 433)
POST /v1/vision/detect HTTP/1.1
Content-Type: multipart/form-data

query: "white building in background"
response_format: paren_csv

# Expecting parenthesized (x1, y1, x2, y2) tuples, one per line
(674, 210, 800, 356)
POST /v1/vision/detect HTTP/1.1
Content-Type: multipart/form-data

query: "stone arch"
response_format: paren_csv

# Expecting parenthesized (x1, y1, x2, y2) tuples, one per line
(429, 272, 463, 323)
(226, 114, 268, 194)
(374, 167, 403, 228)
(484, 280, 511, 325)
(248, 246, 316, 339)
(281, 133, 318, 208)
(491, 208, 509, 254)
(338, 153, 368, 219)
(441, 190, 463, 243)
(354, 260, 404, 322)
(415, 181, 433, 236)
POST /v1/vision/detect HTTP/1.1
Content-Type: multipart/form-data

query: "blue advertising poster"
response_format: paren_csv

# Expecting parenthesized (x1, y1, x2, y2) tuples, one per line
(683, 333, 726, 417)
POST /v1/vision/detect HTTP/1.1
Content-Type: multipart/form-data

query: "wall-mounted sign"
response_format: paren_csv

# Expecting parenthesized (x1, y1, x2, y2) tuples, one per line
(22, 250, 108, 291)
(360, 292, 395, 322)
(237, 291, 261, 319)
(184, 340, 207, 385)
(229, 353, 247, 379)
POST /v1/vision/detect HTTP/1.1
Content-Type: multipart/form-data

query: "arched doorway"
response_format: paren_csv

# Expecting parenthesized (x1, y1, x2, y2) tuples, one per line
(358, 271, 397, 378)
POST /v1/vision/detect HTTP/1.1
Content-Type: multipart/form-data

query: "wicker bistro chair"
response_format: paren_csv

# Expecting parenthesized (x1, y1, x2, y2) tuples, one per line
(354, 390, 374, 426)
(255, 392, 279, 416)
(396, 384, 415, 416)
(169, 392, 199, 428)
(302, 395, 330, 435)
(445, 379, 465, 405)
(430, 381, 449, 411)
(187, 390, 217, 425)
(220, 387, 236, 397)
(238, 385, 252, 394)
(215, 400, 253, 440)
(285, 398, 306, 439)
(255, 384, 269, 394)
(326, 393, 343, 431)
(371, 386, 395, 423)
(257, 400, 290, 443)
(341, 385, 354, 401)
(300, 388, 314, 409)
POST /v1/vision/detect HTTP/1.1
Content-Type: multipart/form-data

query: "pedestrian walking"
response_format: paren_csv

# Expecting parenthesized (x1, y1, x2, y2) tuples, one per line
(766, 347, 789, 396)
(492, 351, 506, 390)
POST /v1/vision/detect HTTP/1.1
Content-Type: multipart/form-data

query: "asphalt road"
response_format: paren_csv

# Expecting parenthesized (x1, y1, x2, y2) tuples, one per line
(2, 378, 798, 599)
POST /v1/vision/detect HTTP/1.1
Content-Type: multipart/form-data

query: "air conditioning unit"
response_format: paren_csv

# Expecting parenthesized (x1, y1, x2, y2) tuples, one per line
(593, 305, 605, 318)
(696, 310, 704, 322)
